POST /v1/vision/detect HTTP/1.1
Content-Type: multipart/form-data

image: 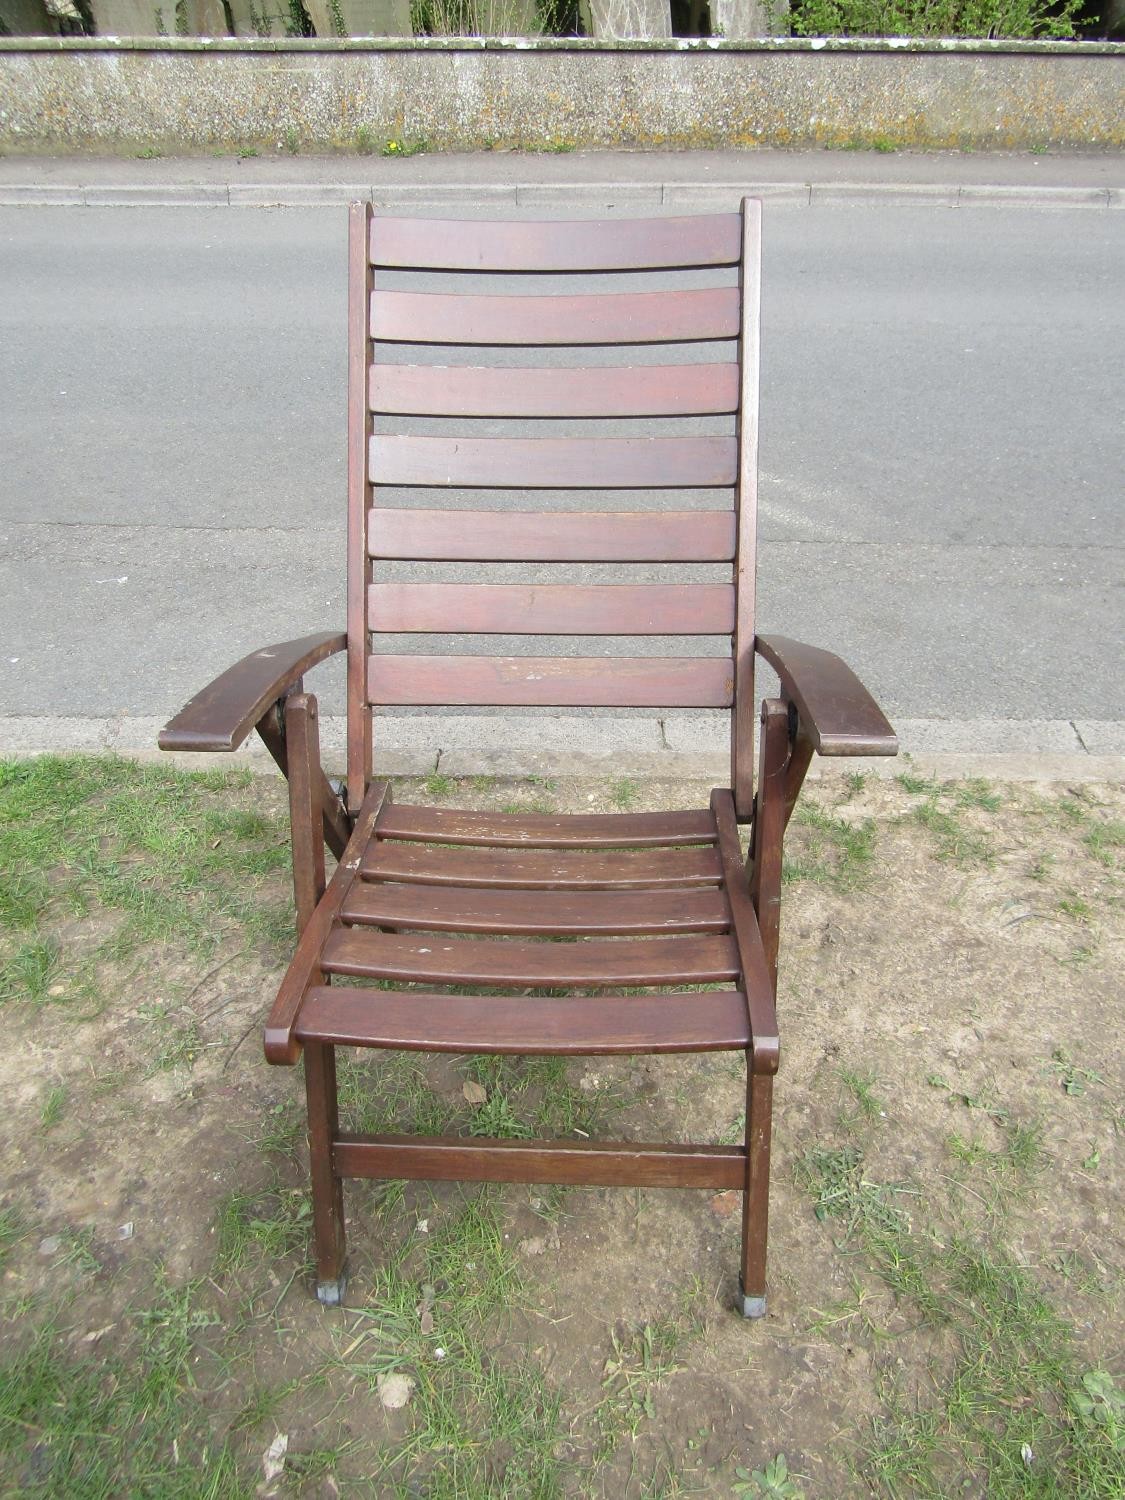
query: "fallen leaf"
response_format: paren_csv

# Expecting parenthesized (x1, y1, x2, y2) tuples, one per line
(83, 1324, 115, 1343)
(261, 1432, 288, 1483)
(38, 1236, 61, 1256)
(462, 1080, 487, 1105)
(710, 1191, 740, 1219)
(377, 1372, 415, 1410)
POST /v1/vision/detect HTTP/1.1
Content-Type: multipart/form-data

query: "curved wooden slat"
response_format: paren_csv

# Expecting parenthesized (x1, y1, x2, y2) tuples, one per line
(367, 509, 737, 563)
(366, 655, 735, 707)
(369, 363, 741, 417)
(296, 986, 750, 1053)
(341, 884, 729, 935)
(368, 213, 743, 271)
(360, 842, 724, 889)
(368, 583, 736, 636)
(320, 930, 741, 987)
(370, 435, 737, 489)
(375, 804, 715, 848)
(370, 287, 740, 346)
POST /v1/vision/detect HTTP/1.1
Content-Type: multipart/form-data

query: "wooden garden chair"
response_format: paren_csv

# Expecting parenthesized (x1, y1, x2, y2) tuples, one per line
(160, 200, 897, 1317)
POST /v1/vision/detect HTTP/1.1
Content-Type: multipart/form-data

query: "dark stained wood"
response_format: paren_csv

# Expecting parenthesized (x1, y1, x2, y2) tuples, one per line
(369, 212, 743, 272)
(740, 1072, 773, 1304)
(733, 198, 763, 820)
(367, 655, 735, 708)
(305, 1042, 346, 1286)
(369, 362, 741, 418)
(711, 786, 780, 1075)
(263, 779, 391, 1066)
(347, 200, 376, 812)
(341, 883, 729, 935)
(368, 582, 736, 636)
(369, 434, 737, 489)
(371, 287, 740, 346)
(297, 986, 749, 1053)
(360, 841, 724, 889)
(748, 699, 789, 995)
(755, 634, 898, 757)
(158, 631, 345, 753)
(285, 693, 327, 935)
(335, 1134, 746, 1189)
(368, 508, 737, 563)
(255, 709, 352, 863)
(376, 803, 716, 848)
(320, 929, 741, 987)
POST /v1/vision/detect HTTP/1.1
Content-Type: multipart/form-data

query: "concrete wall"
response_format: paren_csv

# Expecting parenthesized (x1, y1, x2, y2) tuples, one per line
(1, 37, 1122, 152)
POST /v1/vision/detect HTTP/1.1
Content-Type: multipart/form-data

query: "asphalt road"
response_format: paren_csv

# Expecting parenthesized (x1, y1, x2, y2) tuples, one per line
(1, 196, 1122, 737)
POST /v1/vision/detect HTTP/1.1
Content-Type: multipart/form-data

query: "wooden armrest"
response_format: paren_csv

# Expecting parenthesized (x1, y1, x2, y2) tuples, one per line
(755, 634, 897, 757)
(158, 632, 347, 753)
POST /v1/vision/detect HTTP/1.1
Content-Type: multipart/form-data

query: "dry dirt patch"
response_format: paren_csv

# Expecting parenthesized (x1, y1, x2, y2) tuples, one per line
(0, 758, 1122, 1497)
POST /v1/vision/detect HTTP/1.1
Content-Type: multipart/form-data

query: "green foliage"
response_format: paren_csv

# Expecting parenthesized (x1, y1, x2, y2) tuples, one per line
(786, 0, 1078, 37)
(733, 1454, 805, 1498)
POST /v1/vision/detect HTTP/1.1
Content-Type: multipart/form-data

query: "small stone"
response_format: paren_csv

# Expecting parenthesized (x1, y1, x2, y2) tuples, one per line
(519, 1235, 547, 1256)
(376, 1372, 415, 1410)
(38, 1236, 61, 1256)
(116, 1222, 134, 1241)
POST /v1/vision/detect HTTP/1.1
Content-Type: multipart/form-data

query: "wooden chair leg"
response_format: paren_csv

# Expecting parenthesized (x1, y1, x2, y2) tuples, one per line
(305, 1041, 347, 1306)
(739, 1066, 773, 1318)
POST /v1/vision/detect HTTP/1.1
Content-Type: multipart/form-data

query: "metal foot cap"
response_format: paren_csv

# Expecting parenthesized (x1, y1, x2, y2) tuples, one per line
(316, 1268, 348, 1307)
(737, 1278, 767, 1319)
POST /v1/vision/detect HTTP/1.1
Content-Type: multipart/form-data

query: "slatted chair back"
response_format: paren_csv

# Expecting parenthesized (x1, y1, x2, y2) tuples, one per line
(345, 202, 762, 816)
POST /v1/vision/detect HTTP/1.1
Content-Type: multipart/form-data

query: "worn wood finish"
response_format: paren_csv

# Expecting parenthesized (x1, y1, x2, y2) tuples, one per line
(298, 987, 750, 1054)
(368, 212, 742, 272)
(376, 802, 715, 848)
(369, 362, 740, 418)
(371, 287, 740, 345)
(284, 694, 327, 936)
(740, 1070, 774, 1304)
(305, 1042, 346, 1287)
(360, 841, 724, 889)
(748, 699, 789, 995)
(335, 1134, 746, 1188)
(370, 434, 737, 490)
(158, 631, 345, 753)
(263, 780, 391, 1065)
(321, 929, 741, 988)
(756, 634, 899, 756)
(342, 883, 728, 935)
(732, 199, 763, 820)
(368, 582, 736, 637)
(368, 508, 737, 563)
(367, 655, 734, 708)
(255, 710, 351, 863)
(710, 789, 780, 1075)
(347, 200, 376, 813)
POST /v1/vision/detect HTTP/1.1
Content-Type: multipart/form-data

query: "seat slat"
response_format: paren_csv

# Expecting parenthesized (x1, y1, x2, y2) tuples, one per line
(370, 288, 740, 346)
(367, 509, 737, 563)
(375, 804, 716, 848)
(321, 929, 741, 987)
(297, 986, 750, 1053)
(369, 363, 741, 418)
(366, 655, 734, 707)
(360, 843, 724, 889)
(368, 583, 736, 636)
(370, 435, 737, 489)
(369, 213, 743, 272)
(342, 884, 730, 935)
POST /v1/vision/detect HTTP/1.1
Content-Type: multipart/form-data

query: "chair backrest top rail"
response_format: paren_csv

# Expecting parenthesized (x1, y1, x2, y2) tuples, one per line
(368, 212, 743, 272)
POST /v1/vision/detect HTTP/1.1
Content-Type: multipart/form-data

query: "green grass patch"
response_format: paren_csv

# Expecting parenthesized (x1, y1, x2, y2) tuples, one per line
(0, 755, 293, 1013)
(784, 803, 877, 890)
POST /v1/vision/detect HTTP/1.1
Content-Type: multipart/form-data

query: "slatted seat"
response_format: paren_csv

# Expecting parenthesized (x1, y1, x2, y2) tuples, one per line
(160, 201, 898, 1320)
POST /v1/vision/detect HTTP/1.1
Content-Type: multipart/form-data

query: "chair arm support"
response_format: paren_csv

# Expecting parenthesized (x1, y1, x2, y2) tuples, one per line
(755, 634, 897, 757)
(158, 632, 347, 753)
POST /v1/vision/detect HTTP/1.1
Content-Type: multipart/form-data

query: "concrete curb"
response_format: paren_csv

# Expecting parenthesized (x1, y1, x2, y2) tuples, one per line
(2, 714, 1121, 783)
(0, 181, 1119, 209)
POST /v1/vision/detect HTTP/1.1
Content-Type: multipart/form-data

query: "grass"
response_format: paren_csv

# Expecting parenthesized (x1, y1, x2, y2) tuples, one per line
(796, 1115, 1122, 1498)
(0, 756, 293, 1015)
(215, 1185, 314, 1274)
(784, 801, 877, 890)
